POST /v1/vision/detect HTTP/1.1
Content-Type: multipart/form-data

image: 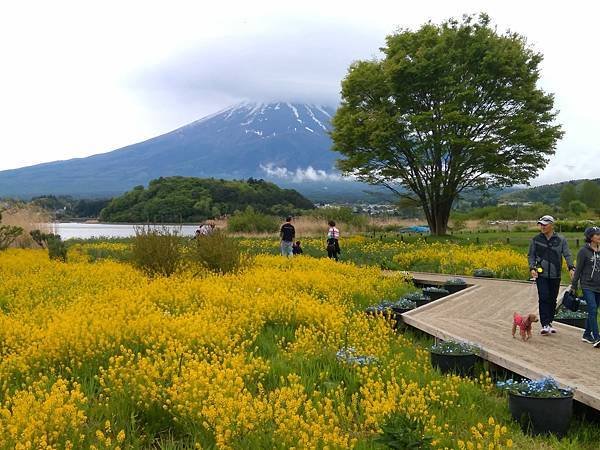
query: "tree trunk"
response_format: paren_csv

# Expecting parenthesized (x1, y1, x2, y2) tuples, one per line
(424, 200, 452, 236)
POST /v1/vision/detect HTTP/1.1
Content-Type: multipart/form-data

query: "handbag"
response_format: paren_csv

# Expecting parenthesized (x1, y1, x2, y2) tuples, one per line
(560, 289, 580, 312)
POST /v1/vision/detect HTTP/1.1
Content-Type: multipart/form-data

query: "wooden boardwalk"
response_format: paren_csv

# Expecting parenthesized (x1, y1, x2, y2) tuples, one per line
(402, 273, 600, 411)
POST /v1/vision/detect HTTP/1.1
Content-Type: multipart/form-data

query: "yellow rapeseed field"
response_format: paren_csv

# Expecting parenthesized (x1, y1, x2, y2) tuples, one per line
(0, 247, 523, 449)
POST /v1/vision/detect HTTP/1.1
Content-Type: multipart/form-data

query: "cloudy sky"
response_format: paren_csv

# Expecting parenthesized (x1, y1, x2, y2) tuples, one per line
(0, 0, 598, 185)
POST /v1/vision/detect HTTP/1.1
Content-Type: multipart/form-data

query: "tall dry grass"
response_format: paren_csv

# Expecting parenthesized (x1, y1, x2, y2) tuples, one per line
(217, 215, 424, 238)
(1, 206, 51, 248)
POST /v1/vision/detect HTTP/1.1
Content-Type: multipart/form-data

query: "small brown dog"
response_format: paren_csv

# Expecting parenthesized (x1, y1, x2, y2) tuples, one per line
(512, 312, 539, 341)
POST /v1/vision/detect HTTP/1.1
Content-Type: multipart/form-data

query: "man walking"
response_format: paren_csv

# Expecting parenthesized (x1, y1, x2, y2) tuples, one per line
(280, 216, 295, 257)
(528, 215, 575, 335)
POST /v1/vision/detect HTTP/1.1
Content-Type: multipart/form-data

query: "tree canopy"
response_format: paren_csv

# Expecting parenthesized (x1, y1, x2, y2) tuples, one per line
(99, 177, 314, 223)
(331, 14, 563, 234)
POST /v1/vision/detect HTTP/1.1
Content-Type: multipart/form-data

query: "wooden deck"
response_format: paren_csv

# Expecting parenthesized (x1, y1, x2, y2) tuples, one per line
(402, 273, 600, 411)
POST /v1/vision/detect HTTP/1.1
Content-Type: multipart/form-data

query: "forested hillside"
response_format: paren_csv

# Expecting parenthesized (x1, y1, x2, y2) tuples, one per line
(99, 177, 314, 222)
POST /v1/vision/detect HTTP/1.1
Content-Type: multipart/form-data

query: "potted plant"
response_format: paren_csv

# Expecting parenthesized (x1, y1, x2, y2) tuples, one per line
(365, 300, 395, 318)
(473, 268, 495, 278)
(554, 309, 587, 328)
(422, 286, 450, 301)
(429, 340, 479, 376)
(578, 298, 587, 313)
(444, 277, 468, 294)
(403, 291, 431, 308)
(497, 377, 573, 436)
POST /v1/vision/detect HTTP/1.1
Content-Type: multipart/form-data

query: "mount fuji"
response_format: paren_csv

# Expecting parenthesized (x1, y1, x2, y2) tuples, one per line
(0, 102, 390, 201)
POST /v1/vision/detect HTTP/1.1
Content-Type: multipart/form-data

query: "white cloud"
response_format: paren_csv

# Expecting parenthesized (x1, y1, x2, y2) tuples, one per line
(260, 164, 347, 182)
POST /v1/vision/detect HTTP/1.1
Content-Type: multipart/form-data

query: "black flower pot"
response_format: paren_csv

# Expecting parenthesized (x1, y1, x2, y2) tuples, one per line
(578, 300, 587, 312)
(430, 351, 477, 376)
(415, 298, 431, 308)
(391, 306, 413, 328)
(508, 392, 573, 436)
(444, 284, 467, 294)
(422, 290, 449, 301)
(555, 317, 586, 328)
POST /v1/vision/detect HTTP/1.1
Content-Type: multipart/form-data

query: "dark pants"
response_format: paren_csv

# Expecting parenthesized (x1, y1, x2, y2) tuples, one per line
(582, 289, 600, 340)
(327, 239, 339, 261)
(536, 277, 561, 327)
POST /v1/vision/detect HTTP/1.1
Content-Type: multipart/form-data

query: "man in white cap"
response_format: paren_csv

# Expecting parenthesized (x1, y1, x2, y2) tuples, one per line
(528, 215, 575, 335)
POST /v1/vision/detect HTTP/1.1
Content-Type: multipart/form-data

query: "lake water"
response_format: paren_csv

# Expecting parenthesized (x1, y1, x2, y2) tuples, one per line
(48, 223, 200, 240)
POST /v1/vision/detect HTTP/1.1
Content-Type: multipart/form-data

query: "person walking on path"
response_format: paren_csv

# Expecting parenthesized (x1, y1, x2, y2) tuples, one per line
(528, 215, 575, 336)
(280, 216, 295, 257)
(570, 226, 600, 346)
(326, 220, 341, 261)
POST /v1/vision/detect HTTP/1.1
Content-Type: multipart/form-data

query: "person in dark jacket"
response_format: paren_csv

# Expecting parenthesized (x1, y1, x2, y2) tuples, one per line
(528, 215, 575, 335)
(570, 226, 600, 346)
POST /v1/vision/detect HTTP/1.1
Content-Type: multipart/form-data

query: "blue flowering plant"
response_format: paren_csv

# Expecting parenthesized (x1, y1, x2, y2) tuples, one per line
(496, 376, 572, 398)
(430, 340, 479, 356)
(445, 277, 467, 285)
(403, 291, 430, 302)
(422, 286, 450, 294)
(365, 298, 416, 315)
(336, 347, 378, 366)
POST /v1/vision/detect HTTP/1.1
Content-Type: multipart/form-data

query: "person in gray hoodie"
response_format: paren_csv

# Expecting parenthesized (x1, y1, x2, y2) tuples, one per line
(528, 215, 575, 335)
(570, 226, 600, 346)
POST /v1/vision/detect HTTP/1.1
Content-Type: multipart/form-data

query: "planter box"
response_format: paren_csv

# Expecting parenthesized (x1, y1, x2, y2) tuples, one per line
(555, 317, 586, 328)
(508, 392, 573, 436)
(415, 298, 431, 308)
(422, 290, 449, 301)
(430, 351, 477, 376)
(444, 284, 468, 294)
(391, 306, 413, 328)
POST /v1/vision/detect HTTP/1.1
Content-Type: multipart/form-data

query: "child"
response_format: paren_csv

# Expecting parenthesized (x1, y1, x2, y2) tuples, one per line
(292, 240, 303, 255)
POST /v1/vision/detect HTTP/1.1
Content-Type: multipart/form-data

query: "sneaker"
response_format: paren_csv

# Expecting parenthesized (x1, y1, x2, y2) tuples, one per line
(582, 336, 595, 344)
(549, 325, 557, 334)
(540, 326, 549, 335)
(594, 340, 600, 348)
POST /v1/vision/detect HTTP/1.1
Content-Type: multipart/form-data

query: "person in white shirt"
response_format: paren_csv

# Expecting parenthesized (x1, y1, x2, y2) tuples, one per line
(326, 220, 340, 261)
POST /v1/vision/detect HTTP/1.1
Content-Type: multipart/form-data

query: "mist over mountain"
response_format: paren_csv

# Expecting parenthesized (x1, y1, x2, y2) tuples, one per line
(0, 102, 384, 201)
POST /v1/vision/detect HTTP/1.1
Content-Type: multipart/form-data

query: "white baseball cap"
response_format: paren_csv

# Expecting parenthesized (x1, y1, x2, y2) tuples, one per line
(537, 215, 555, 225)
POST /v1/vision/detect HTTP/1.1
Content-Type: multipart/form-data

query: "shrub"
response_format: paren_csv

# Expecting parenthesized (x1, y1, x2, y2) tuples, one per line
(28, 230, 67, 261)
(0, 211, 23, 250)
(227, 207, 279, 233)
(46, 234, 67, 261)
(375, 413, 432, 449)
(132, 226, 182, 277)
(189, 229, 250, 274)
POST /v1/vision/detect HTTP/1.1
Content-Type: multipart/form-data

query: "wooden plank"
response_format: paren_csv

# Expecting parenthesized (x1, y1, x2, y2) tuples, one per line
(404, 272, 600, 412)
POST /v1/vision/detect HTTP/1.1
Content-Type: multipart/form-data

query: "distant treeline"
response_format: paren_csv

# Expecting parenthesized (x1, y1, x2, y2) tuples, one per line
(30, 195, 111, 219)
(99, 176, 315, 223)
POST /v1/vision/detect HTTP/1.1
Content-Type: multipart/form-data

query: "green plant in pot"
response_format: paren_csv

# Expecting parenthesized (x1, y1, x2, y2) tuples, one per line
(422, 286, 450, 301)
(429, 340, 479, 376)
(403, 291, 431, 308)
(497, 377, 573, 436)
(444, 277, 467, 294)
(554, 309, 587, 328)
(473, 268, 495, 278)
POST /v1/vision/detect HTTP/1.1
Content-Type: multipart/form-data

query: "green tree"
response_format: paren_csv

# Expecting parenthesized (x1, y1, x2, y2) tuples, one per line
(578, 180, 600, 209)
(559, 183, 578, 211)
(331, 14, 563, 235)
(569, 200, 587, 215)
(0, 211, 23, 251)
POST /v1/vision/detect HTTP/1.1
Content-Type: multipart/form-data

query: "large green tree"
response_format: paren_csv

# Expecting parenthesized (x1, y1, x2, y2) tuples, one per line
(579, 180, 600, 210)
(331, 14, 563, 234)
